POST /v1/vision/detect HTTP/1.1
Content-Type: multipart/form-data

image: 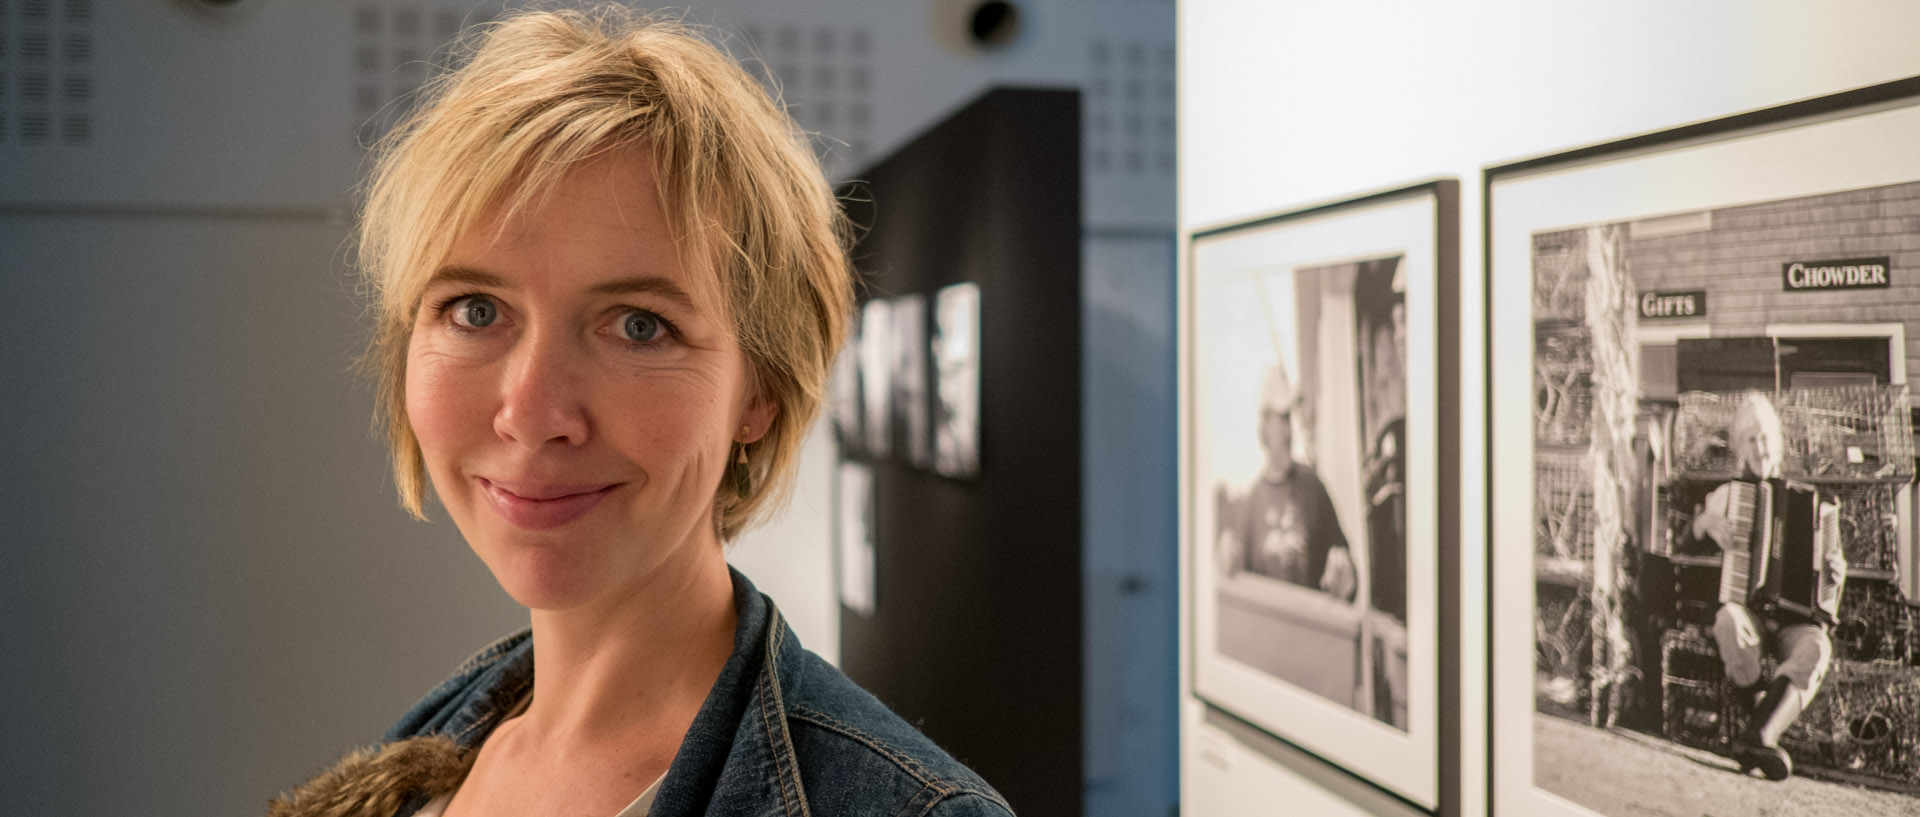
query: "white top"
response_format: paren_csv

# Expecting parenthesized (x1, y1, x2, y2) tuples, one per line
(412, 775, 663, 817)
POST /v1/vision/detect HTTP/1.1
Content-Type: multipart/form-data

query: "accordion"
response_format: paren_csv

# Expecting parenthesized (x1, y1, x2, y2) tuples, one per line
(1717, 478, 1837, 624)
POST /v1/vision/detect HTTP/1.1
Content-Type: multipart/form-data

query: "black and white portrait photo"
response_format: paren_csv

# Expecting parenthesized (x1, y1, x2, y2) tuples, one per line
(1187, 184, 1451, 810)
(1491, 86, 1920, 817)
(1208, 256, 1408, 729)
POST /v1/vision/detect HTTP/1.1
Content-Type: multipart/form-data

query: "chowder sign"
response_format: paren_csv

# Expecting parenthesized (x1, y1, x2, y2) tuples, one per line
(1782, 257, 1892, 291)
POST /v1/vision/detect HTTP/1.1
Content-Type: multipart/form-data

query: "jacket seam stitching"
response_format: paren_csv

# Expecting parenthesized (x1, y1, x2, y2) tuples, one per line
(790, 706, 974, 791)
(888, 780, 946, 817)
(760, 609, 812, 817)
(452, 671, 531, 742)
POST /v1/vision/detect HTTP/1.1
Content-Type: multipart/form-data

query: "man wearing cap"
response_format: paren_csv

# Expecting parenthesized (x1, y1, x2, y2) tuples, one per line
(1218, 362, 1359, 601)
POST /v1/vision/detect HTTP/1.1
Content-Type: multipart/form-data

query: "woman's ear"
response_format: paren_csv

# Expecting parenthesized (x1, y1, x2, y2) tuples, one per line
(739, 395, 778, 444)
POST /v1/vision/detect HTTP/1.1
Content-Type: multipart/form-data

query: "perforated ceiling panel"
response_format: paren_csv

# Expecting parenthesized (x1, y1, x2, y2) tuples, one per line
(1083, 0, 1175, 228)
(735, 20, 877, 181)
(1087, 37, 1173, 179)
(351, 2, 490, 149)
(0, 1, 1171, 223)
(3, 0, 94, 147)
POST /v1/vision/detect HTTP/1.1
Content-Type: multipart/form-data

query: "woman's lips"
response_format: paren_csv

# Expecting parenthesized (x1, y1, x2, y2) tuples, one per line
(479, 478, 617, 530)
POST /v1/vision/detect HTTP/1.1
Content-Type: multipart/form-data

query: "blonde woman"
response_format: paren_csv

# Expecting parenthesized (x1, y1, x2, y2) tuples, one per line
(271, 9, 1011, 817)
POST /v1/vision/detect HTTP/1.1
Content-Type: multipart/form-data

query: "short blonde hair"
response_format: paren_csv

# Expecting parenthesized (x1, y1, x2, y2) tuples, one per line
(358, 7, 854, 540)
(1731, 392, 1785, 478)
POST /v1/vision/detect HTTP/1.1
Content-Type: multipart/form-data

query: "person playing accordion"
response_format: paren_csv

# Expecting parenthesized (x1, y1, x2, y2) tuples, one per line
(1688, 393, 1847, 781)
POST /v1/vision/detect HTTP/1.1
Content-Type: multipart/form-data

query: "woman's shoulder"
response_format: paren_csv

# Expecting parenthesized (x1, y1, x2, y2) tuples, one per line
(779, 650, 1014, 816)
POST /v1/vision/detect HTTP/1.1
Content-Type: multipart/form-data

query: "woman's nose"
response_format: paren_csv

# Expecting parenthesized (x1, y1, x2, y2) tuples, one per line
(493, 330, 590, 447)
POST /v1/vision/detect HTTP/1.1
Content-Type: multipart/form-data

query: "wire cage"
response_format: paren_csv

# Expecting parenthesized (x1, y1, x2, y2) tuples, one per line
(1782, 660, 1920, 788)
(1660, 625, 1733, 752)
(1662, 624, 1920, 790)
(1674, 385, 1914, 482)
(1532, 228, 1591, 321)
(1664, 479, 1904, 576)
(1833, 578, 1918, 665)
(1832, 482, 1905, 575)
(1536, 449, 1595, 564)
(1535, 319, 1595, 448)
(1538, 582, 1595, 715)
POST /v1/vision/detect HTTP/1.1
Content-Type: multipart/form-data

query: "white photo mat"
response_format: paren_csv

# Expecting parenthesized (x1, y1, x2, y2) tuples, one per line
(1185, 186, 1446, 811)
(1488, 85, 1920, 816)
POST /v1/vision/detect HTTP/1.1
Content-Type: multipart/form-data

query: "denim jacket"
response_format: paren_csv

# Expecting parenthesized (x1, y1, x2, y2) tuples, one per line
(381, 569, 1014, 817)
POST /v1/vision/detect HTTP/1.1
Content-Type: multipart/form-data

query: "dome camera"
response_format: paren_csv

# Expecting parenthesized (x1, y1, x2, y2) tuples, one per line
(928, 0, 1026, 55)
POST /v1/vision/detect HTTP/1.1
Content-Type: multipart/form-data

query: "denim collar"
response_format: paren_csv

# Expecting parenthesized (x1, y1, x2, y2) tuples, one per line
(385, 568, 811, 817)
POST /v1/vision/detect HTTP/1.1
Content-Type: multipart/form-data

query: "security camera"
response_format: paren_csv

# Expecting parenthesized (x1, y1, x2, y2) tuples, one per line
(928, 0, 1024, 55)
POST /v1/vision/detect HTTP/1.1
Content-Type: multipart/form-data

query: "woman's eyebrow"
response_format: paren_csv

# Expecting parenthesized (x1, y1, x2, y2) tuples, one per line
(590, 275, 698, 310)
(422, 268, 696, 311)
(424, 264, 509, 290)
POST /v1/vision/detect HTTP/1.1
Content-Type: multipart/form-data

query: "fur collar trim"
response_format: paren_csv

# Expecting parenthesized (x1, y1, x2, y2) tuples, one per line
(269, 737, 473, 817)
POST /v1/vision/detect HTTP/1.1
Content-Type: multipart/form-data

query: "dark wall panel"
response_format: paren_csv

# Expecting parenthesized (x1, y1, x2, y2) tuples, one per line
(839, 87, 1083, 817)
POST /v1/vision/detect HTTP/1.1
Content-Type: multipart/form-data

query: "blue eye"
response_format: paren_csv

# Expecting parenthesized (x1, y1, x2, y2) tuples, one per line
(450, 296, 498, 329)
(621, 309, 665, 343)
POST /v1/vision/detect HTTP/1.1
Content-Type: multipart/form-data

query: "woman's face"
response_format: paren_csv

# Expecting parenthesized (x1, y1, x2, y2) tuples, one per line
(405, 148, 770, 612)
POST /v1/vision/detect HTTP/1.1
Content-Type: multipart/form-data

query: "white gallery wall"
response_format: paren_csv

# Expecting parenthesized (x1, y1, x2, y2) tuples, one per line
(1177, 1, 1920, 815)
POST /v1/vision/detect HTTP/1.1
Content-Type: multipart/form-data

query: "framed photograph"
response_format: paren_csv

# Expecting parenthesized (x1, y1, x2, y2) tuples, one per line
(1490, 77, 1920, 816)
(836, 460, 877, 617)
(933, 282, 982, 479)
(1185, 179, 1459, 811)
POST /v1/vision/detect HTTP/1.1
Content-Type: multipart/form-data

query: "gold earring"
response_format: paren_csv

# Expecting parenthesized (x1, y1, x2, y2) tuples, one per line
(731, 439, 751, 500)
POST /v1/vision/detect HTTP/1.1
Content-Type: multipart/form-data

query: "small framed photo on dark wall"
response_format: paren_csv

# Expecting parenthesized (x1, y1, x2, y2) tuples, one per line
(1489, 78, 1920, 816)
(1184, 179, 1460, 812)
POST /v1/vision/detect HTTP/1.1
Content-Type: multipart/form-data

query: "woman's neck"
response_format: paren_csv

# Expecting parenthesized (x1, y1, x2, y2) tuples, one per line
(518, 546, 739, 749)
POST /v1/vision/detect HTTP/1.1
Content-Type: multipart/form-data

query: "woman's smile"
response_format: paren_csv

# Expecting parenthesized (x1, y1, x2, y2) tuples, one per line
(478, 477, 624, 531)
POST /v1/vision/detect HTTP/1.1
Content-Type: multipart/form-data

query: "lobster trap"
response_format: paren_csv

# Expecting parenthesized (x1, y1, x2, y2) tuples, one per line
(1537, 448, 1596, 565)
(1673, 385, 1914, 482)
(1664, 480, 1905, 577)
(1783, 660, 1920, 788)
(1660, 623, 1920, 790)
(1535, 320, 1596, 448)
(1832, 579, 1917, 665)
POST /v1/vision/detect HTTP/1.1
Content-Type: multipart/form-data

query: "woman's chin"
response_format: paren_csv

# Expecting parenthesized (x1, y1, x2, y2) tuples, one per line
(495, 571, 613, 612)
(480, 544, 625, 612)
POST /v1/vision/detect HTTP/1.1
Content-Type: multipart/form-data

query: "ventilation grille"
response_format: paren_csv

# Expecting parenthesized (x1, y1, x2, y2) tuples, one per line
(351, 3, 484, 149)
(2, 0, 95, 146)
(1087, 36, 1174, 180)
(734, 21, 876, 181)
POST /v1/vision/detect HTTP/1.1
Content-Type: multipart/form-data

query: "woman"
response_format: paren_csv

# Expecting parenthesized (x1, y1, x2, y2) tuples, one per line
(271, 9, 1011, 817)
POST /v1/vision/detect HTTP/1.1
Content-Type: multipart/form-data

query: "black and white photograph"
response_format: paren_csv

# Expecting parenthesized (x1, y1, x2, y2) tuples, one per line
(1490, 80, 1920, 817)
(933, 282, 982, 479)
(1186, 182, 1455, 811)
(1207, 255, 1408, 728)
(837, 460, 877, 617)
(859, 299, 894, 457)
(889, 293, 931, 469)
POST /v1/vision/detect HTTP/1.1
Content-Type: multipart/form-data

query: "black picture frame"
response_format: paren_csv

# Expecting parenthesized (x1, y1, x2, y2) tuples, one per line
(1183, 179, 1461, 814)
(1487, 76, 1920, 816)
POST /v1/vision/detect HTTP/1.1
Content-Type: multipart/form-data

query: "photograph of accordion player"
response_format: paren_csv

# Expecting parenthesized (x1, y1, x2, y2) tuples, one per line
(1685, 394, 1849, 782)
